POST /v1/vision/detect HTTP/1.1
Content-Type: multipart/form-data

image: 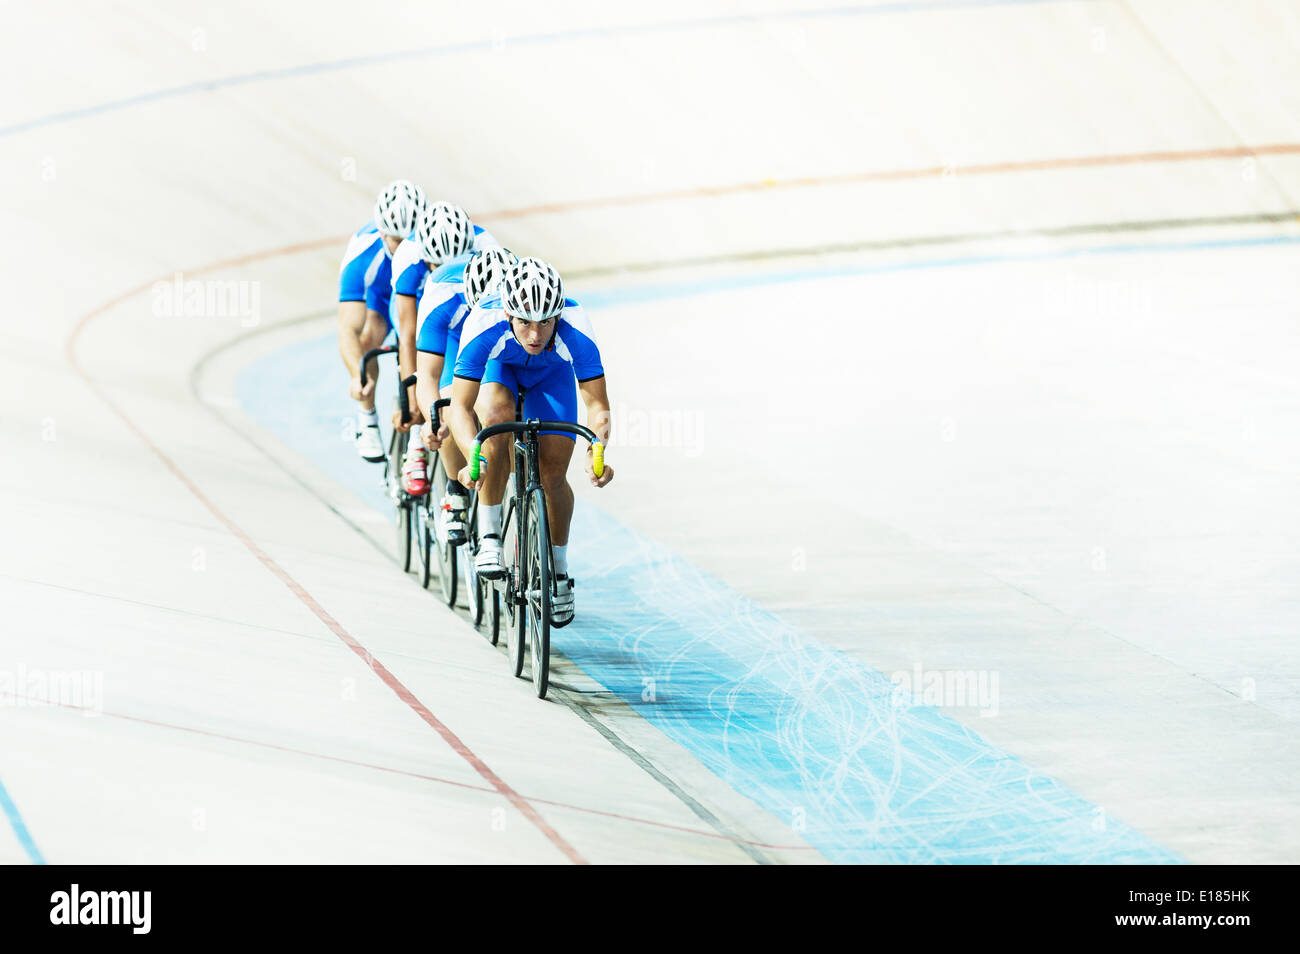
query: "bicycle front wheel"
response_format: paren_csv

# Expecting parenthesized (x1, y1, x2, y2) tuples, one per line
(430, 452, 457, 607)
(525, 487, 552, 698)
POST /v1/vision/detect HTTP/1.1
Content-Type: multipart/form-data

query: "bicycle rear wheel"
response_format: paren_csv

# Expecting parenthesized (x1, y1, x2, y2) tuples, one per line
(486, 579, 501, 646)
(415, 494, 433, 589)
(464, 492, 484, 627)
(525, 487, 552, 698)
(387, 406, 413, 572)
(502, 495, 526, 677)
(430, 452, 457, 607)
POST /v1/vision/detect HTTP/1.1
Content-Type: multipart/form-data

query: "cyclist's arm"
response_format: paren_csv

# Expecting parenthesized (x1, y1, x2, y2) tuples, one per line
(415, 351, 446, 446)
(578, 375, 614, 487)
(394, 293, 421, 425)
(578, 375, 611, 442)
(337, 299, 367, 378)
(449, 376, 482, 464)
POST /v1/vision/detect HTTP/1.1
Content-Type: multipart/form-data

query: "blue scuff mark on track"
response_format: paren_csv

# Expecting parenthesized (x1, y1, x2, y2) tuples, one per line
(3, 0, 1089, 138)
(238, 335, 1179, 864)
(562, 509, 1175, 863)
(0, 775, 46, 865)
(232, 238, 1231, 864)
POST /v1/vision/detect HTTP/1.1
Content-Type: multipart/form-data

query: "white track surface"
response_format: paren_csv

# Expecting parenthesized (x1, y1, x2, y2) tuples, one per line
(2, 0, 1299, 863)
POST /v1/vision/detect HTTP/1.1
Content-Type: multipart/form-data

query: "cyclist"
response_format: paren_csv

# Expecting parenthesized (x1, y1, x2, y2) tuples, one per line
(337, 179, 426, 461)
(408, 247, 518, 547)
(389, 202, 500, 448)
(448, 257, 614, 627)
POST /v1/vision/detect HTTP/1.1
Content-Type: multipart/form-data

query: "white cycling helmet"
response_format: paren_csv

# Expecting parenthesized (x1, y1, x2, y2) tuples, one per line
(373, 179, 427, 237)
(501, 257, 565, 321)
(463, 247, 518, 309)
(416, 201, 475, 266)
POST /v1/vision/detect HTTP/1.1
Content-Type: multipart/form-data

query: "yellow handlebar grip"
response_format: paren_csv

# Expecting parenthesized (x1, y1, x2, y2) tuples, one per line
(591, 441, 605, 479)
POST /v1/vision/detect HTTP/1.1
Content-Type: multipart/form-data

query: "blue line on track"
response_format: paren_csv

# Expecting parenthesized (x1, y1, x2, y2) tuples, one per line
(0, 774, 46, 865)
(2, 0, 1088, 138)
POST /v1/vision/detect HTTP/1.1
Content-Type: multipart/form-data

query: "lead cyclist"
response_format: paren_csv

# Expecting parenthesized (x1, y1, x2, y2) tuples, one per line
(447, 258, 614, 627)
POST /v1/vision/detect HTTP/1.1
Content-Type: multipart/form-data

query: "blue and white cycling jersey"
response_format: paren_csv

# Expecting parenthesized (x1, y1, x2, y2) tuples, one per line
(389, 224, 501, 303)
(338, 221, 396, 317)
(453, 296, 604, 384)
(414, 255, 474, 391)
(454, 296, 603, 439)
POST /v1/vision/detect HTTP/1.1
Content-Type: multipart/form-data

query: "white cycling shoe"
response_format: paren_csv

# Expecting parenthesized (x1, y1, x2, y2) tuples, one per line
(551, 575, 575, 628)
(440, 489, 469, 547)
(356, 421, 384, 462)
(475, 534, 505, 580)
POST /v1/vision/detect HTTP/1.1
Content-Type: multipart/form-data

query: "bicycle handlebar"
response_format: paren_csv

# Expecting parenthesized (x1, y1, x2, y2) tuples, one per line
(469, 421, 605, 481)
(430, 398, 451, 427)
(358, 346, 397, 389)
(396, 373, 418, 424)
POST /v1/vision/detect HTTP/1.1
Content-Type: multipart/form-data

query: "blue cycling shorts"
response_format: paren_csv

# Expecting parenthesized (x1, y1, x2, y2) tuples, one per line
(481, 357, 579, 441)
(438, 324, 463, 393)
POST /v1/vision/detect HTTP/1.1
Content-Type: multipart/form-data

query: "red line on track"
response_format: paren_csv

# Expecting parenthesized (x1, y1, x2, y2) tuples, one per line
(66, 263, 589, 866)
(483, 142, 1300, 219)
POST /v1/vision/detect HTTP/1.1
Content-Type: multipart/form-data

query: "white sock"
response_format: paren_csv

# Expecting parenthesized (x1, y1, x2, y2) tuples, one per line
(479, 503, 502, 537)
(552, 544, 568, 577)
(359, 407, 378, 426)
(409, 423, 423, 447)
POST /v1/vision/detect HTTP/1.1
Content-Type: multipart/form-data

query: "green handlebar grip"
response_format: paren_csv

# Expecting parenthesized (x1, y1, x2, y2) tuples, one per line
(469, 442, 483, 481)
(591, 441, 605, 479)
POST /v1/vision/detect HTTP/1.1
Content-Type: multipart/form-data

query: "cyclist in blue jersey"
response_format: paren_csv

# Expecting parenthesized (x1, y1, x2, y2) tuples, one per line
(448, 258, 613, 627)
(337, 179, 426, 461)
(409, 247, 517, 546)
(389, 202, 500, 442)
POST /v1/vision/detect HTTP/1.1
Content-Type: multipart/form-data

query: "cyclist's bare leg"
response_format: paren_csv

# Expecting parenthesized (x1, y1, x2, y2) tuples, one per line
(437, 383, 468, 478)
(473, 383, 516, 506)
(538, 434, 576, 546)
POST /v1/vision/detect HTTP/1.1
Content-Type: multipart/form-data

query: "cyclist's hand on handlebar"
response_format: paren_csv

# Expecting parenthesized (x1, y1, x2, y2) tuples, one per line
(457, 462, 485, 490)
(423, 422, 449, 451)
(350, 376, 376, 402)
(586, 455, 614, 488)
(391, 405, 425, 433)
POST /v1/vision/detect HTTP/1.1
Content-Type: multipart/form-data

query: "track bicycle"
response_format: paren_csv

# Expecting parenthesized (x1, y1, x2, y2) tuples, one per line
(415, 398, 458, 604)
(360, 346, 417, 571)
(468, 389, 605, 699)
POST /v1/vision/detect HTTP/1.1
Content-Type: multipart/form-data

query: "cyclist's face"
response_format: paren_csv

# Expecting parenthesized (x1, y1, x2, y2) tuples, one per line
(381, 234, 402, 255)
(509, 314, 554, 354)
